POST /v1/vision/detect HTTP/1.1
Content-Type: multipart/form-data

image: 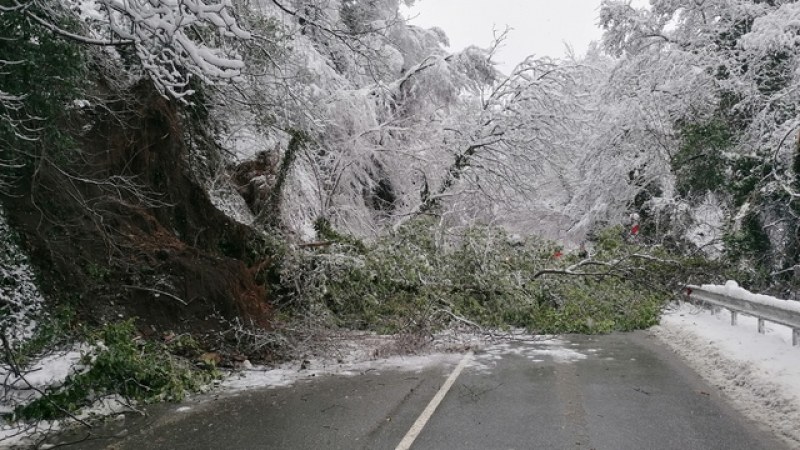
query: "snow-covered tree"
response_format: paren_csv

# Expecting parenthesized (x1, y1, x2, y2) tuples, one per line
(594, 0, 800, 282)
(13, 0, 251, 99)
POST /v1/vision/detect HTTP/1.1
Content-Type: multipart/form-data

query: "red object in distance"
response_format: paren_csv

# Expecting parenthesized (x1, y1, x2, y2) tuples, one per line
(631, 224, 640, 235)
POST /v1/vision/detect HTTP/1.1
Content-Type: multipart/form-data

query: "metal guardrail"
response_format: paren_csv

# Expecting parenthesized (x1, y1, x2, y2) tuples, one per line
(684, 285, 800, 347)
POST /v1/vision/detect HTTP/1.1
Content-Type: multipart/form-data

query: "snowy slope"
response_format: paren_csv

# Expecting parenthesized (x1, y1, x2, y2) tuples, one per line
(654, 302, 800, 446)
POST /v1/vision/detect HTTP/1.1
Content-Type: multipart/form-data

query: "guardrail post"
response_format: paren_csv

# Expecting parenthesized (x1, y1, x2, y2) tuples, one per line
(758, 319, 765, 334)
(731, 311, 738, 326)
(794, 329, 799, 347)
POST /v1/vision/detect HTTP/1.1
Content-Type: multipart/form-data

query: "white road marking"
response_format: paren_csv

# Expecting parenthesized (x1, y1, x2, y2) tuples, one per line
(395, 351, 473, 450)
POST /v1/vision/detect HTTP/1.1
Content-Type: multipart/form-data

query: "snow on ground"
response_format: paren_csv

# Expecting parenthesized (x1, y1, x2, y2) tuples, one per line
(20, 319, 794, 446)
(0, 345, 135, 449)
(653, 301, 800, 446)
(0, 395, 131, 449)
(0, 348, 87, 414)
(222, 352, 465, 391)
(222, 331, 480, 391)
(222, 333, 587, 391)
(469, 337, 589, 373)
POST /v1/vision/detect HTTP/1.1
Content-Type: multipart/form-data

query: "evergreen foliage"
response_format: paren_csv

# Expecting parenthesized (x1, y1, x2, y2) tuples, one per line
(277, 222, 708, 334)
(0, 3, 86, 176)
(14, 321, 217, 421)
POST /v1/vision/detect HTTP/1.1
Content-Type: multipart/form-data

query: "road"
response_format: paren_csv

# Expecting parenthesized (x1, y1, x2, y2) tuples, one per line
(49, 332, 788, 450)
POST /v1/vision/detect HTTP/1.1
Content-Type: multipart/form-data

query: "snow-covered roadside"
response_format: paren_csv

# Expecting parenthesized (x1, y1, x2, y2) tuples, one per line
(653, 302, 800, 446)
(0, 347, 87, 414)
(0, 346, 124, 449)
(0, 332, 484, 447)
(0, 395, 132, 449)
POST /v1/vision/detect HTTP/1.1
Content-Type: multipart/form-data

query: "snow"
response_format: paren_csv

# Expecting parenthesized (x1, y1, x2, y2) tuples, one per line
(72, 0, 105, 22)
(70, 99, 92, 109)
(0, 334, 585, 446)
(7, 351, 83, 392)
(207, 182, 256, 226)
(68, 0, 251, 99)
(686, 194, 725, 257)
(0, 347, 89, 414)
(654, 302, 800, 446)
(469, 337, 588, 373)
(0, 344, 133, 448)
(221, 331, 479, 391)
(0, 394, 131, 449)
(223, 352, 464, 391)
(17, 321, 795, 447)
(0, 349, 128, 448)
(0, 207, 46, 344)
(699, 280, 800, 315)
(742, 2, 800, 52)
(0, 345, 134, 448)
(222, 335, 588, 391)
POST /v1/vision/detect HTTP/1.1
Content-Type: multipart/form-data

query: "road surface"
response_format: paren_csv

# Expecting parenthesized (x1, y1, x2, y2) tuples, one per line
(49, 332, 788, 449)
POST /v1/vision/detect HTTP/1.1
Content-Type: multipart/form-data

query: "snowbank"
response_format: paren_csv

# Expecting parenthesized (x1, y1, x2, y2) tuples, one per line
(654, 302, 800, 446)
(698, 280, 800, 315)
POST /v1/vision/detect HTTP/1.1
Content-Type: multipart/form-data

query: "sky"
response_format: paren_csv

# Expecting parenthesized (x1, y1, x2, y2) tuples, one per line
(401, 0, 646, 74)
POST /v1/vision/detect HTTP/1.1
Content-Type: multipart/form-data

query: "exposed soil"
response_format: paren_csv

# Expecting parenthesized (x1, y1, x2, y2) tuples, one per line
(1, 82, 272, 354)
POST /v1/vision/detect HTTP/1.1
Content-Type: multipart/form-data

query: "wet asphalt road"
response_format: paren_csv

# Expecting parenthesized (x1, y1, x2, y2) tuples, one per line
(49, 332, 788, 450)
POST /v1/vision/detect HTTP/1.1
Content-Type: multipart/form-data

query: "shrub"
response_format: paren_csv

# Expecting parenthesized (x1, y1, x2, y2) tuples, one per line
(14, 321, 217, 421)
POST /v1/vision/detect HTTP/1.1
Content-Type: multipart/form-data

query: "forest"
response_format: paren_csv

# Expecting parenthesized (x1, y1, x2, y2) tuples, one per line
(1, 0, 800, 433)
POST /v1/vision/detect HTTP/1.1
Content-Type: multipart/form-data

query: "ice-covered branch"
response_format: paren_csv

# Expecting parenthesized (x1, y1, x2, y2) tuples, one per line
(27, 0, 251, 100)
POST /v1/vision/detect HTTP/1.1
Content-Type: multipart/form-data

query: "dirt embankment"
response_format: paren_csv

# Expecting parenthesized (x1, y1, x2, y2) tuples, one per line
(2, 82, 272, 354)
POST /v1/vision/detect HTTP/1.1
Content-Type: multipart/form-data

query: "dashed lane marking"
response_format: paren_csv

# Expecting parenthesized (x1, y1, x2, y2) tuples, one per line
(395, 351, 473, 450)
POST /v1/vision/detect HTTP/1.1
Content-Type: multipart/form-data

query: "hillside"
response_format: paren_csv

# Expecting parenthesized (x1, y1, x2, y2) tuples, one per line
(2, 0, 800, 445)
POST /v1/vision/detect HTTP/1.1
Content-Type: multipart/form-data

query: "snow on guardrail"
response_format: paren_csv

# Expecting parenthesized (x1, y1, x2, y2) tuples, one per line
(685, 281, 800, 346)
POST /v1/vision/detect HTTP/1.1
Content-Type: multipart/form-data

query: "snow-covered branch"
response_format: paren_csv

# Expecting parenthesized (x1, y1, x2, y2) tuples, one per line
(22, 0, 252, 99)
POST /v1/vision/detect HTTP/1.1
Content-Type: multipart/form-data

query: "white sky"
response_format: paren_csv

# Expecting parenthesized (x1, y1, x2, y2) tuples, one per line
(401, 0, 647, 73)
